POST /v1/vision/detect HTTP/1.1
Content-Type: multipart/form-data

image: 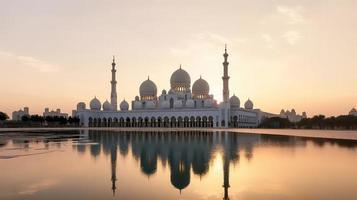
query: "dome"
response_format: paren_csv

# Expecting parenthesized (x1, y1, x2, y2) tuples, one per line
(77, 102, 86, 111)
(192, 77, 209, 99)
(230, 95, 240, 108)
(174, 100, 183, 108)
(351, 108, 357, 113)
(90, 97, 101, 110)
(280, 109, 285, 115)
(120, 100, 129, 111)
(103, 100, 112, 111)
(244, 99, 254, 110)
(160, 101, 170, 109)
(170, 66, 191, 92)
(291, 109, 296, 115)
(139, 78, 157, 100)
(185, 99, 194, 108)
(145, 101, 156, 109)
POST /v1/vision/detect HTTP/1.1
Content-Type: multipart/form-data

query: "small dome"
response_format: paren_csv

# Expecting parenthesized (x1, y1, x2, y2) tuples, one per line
(162, 89, 167, 95)
(280, 109, 285, 115)
(120, 100, 129, 111)
(230, 95, 240, 108)
(192, 77, 209, 99)
(90, 97, 101, 110)
(351, 108, 357, 112)
(244, 99, 254, 110)
(135, 96, 140, 101)
(160, 101, 170, 109)
(103, 100, 112, 111)
(185, 99, 194, 108)
(170, 66, 191, 92)
(291, 109, 296, 115)
(139, 78, 157, 100)
(77, 102, 86, 111)
(145, 101, 156, 109)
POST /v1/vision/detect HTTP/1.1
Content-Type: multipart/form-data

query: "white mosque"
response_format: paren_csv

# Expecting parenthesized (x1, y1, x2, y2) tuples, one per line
(73, 46, 268, 128)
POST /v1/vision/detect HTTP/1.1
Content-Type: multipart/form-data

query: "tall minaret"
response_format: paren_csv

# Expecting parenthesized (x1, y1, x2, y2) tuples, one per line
(222, 44, 230, 103)
(111, 56, 118, 110)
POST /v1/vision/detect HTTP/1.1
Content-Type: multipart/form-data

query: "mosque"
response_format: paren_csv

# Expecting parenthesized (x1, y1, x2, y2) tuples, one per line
(74, 46, 267, 128)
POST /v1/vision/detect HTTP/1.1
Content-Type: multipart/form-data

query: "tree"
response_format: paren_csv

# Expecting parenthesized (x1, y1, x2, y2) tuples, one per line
(0, 112, 9, 121)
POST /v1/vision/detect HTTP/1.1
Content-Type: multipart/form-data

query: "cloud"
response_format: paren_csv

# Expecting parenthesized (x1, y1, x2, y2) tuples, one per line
(282, 30, 301, 45)
(277, 5, 304, 24)
(0, 51, 59, 72)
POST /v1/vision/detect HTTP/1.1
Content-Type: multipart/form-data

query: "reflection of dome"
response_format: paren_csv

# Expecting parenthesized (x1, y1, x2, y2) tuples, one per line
(244, 99, 254, 109)
(185, 99, 194, 108)
(170, 66, 191, 92)
(160, 101, 170, 109)
(120, 100, 129, 111)
(139, 78, 157, 100)
(90, 97, 101, 110)
(230, 95, 240, 108)
(103, 100, 112, 111)
(77, 102, 86, 110)
(192, 77, 209, 99)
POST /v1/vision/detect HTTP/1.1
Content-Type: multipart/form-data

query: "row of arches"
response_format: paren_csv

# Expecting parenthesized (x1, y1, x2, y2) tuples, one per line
(88, 116, 215, 128)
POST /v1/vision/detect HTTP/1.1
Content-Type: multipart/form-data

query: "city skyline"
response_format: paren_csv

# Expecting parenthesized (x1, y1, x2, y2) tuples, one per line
(1, 0, 356, 117)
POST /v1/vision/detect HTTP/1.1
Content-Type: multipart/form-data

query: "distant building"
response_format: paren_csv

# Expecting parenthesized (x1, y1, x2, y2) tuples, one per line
(279, 109, 307, 123)
(349, 108, 357, 116)
(12, 107, 30, 121)
(43, 108, 68, 118)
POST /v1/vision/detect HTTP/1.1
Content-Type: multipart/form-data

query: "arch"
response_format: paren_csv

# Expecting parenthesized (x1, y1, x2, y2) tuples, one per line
(202, 116, 208, 127)
(190, 116, 195, 127)
(113, 117, 119, 127)
(208, 116, 214, 127)
(157, 117, 162, 127)
(150, 117, 156, 127)
(164, 116, 169, 127)
(125, 117, 131, 127)
(88, 117, 93, 127)
(177, 116, 183, 127)
(184, 116, 189, 127)
(97, 118, 102, 127)
(108, 118, 112, 127)
(233, 115, 238, 127)
(131, 117, 137, 127)
(144, 117, 149, 127)
(196, 116, 201, 127)
(170, 116, 176, 127)
(138, 117, 143, 127)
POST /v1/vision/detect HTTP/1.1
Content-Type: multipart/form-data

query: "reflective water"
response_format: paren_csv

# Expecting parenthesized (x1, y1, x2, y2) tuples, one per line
(0, 130, 357, 200)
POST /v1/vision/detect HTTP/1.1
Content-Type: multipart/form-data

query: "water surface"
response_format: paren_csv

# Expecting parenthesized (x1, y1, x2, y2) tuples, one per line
(0, 130, 357, 200)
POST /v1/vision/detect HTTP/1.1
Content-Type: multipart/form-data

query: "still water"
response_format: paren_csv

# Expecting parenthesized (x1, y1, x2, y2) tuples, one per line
(0, 130, 357, 200)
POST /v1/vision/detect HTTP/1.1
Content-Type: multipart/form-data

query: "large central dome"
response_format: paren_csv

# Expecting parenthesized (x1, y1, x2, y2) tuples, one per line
(170, 66, 191, 92)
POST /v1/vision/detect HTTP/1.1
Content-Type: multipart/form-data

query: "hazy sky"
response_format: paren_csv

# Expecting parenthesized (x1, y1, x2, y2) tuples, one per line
(0, 0, 356, 117)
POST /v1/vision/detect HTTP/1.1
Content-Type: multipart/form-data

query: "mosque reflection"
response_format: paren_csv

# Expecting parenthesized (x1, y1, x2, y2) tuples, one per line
(74, 130, 260, 199)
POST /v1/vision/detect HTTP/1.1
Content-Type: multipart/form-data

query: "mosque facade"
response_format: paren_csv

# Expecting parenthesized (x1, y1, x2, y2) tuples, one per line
(74, 47, 265, 128)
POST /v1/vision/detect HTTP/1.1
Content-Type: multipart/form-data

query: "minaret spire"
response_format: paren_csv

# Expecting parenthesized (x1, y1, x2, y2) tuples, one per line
(222, 45, 230, 103)
(110, 56, 118, 110)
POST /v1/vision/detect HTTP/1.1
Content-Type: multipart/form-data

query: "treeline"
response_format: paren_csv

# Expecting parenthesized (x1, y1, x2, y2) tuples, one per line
(259, 115, 357, 130)
(1, 114, 80, 128)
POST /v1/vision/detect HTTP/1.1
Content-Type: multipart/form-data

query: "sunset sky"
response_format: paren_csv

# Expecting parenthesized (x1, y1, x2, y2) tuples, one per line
(0, 0, 356, 117)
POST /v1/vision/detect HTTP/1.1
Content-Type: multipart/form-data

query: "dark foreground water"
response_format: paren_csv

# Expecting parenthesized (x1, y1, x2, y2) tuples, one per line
(0, 130, 357, 200)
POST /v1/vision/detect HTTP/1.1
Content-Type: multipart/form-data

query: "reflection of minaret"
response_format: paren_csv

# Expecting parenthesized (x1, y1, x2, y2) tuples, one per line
(111, 56, 118, 110)
(111, 145, 117, 196)
(223, 155, 230, 200)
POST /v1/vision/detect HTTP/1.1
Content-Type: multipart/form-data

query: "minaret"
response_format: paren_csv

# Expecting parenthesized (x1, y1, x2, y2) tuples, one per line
(222, 44, 230, 103)
(111, 56, 118, 110)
